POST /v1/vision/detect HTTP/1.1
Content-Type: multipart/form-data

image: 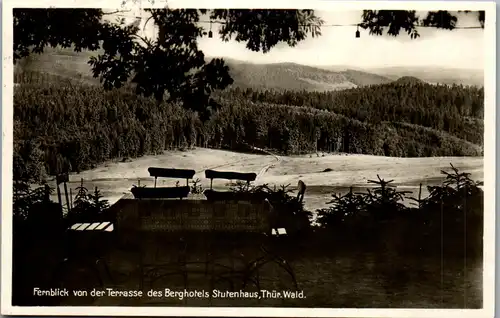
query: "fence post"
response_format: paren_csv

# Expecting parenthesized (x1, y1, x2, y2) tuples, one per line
(56, 184, 62, 210)
(44, 184, 50, 203)
(64, 181, 71, 213)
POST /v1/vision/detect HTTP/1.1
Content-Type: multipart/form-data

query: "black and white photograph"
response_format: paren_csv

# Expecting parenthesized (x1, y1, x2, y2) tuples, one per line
(1, 0, 496, 316)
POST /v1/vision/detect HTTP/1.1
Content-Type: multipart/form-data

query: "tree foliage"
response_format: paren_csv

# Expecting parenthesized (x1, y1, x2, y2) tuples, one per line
(14, 8, 324, 117)
(13, 9, 103, 60)
(360, 10, 485, 39)
(13, 9, 484, 114)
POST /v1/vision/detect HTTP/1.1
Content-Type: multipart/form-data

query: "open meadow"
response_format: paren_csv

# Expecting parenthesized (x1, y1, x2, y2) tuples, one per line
(51, 148, 484, 213)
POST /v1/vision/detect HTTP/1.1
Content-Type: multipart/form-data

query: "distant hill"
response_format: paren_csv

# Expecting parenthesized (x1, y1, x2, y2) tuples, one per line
(366, 66, 483, 87)
(14, 47, 100, 85)
(222, 58, 393, 91)
(14, 48, 393, 92)
(393, 76, 425, 85)
(15, 47, 483, 91)
(339, 69, 393, 87)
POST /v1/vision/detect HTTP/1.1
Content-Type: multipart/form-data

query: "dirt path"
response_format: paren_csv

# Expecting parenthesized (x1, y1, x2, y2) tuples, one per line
(194, 144, 281, 182)
(247, 145, 281, 180)
(194, 157, 250, 175)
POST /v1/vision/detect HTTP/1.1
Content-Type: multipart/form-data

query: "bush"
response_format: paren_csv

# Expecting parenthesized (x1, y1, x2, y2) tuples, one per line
(315, 164, 484, 257)
(69, 179, 110, 223)
(228, 182, 313, 236)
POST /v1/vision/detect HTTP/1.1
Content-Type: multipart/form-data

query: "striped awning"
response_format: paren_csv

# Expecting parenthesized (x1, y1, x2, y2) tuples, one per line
(69, 222, 114, 232)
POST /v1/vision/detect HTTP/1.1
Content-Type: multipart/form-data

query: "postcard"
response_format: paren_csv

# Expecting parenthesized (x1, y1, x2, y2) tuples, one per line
(1, 0, 496, 316)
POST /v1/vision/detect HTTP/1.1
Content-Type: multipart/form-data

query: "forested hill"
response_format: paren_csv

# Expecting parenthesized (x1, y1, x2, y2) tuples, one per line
(13, 71, 483, 182)
(223, 60, 393, 91)
(16, 49, 394, 91)
(393, 76, 425, 85)
(15, 48, 483, 92)
(216, 83, 484, 145)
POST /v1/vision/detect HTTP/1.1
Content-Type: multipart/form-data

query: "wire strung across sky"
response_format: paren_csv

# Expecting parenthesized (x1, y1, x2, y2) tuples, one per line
(196, 20, 484, 29)
(110, 12, 484, 30)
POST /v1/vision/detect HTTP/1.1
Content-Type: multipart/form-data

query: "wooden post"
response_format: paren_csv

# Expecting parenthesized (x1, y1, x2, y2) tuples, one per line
(210, 179, 213, 190)
(44, 184, 50, 203)
(56, 184, 62, 209)
(418, 183, 423, 208)
(63, 181, 71, 213)
(186, 178, 189, 187)
(56, 174, 70, 212)
(154, 177, 157, 188)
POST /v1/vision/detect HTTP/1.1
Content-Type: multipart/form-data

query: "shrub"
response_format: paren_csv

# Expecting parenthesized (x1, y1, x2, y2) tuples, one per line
(315, 165, 484, 257)
(69, 179, 110, 223)
(229, 182, 313, 236)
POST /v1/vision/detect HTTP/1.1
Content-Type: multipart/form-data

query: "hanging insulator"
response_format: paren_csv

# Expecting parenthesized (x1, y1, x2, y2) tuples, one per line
(208, 21, 213, 38)
(355, 25, 360, 38)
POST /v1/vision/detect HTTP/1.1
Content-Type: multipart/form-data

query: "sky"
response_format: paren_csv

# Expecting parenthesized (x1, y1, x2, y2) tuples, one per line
(112, 10, 485, 70)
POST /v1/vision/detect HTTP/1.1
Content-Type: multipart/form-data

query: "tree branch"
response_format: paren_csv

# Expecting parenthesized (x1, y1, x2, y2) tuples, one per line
(102, 9, 132, 15)
(132, 33, 153, 47)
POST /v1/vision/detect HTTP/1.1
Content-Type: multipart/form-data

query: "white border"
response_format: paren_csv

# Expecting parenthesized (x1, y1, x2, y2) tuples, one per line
(1, 1, 496, 317)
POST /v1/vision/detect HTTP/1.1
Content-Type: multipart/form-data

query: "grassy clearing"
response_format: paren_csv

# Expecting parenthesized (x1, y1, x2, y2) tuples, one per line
(46, 148, 483, 212)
